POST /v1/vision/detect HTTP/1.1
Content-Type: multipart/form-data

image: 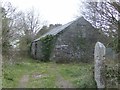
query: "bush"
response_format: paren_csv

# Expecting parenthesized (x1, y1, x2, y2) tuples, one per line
(105, 64, 119, 88)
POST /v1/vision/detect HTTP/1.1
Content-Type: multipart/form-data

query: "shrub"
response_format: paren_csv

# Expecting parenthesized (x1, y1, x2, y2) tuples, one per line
(105, 64, 119, 88)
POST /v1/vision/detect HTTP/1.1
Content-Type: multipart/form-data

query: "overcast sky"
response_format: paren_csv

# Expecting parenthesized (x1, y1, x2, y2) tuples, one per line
(2, 0, 81, 24)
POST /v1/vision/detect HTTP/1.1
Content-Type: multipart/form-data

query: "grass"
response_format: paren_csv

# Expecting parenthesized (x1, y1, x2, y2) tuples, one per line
(3, 58, 34, 88)
(57, 63, 96, 88)
(26, 62, 57, 88)
(3, 63, 27, 87)
(3, 57, 96, 88)
(105, 59, 119, 88)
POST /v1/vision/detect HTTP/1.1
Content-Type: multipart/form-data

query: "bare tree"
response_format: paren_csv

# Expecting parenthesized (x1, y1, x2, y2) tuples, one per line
(79, 0, 120, 52)
(17, 9, 42, 40)
(18, 9, 44, 55)
(1, 2, 18, 54)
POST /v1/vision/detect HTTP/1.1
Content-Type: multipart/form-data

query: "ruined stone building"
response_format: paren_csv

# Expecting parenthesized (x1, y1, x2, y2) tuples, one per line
(31, 17, 107, 63)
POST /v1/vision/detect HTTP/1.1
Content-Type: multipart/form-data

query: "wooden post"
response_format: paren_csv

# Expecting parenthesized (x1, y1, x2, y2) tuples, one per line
(94, 42, 106, 88)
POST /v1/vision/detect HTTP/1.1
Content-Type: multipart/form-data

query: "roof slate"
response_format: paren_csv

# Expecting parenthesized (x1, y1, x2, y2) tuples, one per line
(34, 21, 74, 41)
(34, 17, 87, 42)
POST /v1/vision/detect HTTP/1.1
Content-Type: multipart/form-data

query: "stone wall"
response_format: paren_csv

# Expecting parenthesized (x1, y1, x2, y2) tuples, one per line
(50, 18, 104, 63)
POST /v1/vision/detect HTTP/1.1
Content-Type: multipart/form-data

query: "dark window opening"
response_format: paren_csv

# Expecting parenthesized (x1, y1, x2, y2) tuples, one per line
(35, 42, 37, 58)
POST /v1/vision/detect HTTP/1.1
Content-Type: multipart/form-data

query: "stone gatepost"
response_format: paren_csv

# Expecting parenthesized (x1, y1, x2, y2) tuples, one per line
(94, 42, 106, 88)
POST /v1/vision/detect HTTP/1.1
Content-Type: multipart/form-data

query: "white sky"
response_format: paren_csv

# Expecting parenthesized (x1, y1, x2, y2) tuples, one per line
(1, 0, 81, 24)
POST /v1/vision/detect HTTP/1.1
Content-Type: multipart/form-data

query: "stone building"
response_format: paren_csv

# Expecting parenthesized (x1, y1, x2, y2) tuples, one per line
(31, 17, 107, 63)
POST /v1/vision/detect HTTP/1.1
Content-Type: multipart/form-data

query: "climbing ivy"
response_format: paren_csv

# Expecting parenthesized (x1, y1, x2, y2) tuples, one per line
(40, 35, 54, 61)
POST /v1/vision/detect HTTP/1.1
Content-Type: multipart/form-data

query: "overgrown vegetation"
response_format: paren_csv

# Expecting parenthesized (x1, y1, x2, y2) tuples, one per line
(2, 1, 119, 89)
(105, 60, 119, 88)
(3, 57, 33, 87)
(40, 35, 54, 61)
(57, 63, 96, 88)
(3, 57, 96, 88)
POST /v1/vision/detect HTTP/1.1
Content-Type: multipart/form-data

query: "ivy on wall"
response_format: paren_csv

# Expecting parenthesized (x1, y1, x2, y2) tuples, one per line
(40, 35, 54, 61)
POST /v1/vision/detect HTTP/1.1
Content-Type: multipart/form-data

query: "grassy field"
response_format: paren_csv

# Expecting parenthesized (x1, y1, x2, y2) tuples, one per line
(3, 57, 96, 88)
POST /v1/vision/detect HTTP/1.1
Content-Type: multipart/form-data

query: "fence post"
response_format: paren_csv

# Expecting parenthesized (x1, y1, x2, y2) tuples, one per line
(94, 42, 106, 88)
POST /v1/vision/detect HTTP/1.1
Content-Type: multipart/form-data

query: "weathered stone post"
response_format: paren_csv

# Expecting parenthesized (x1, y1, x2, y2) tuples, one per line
(94, 42, 106, 88)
